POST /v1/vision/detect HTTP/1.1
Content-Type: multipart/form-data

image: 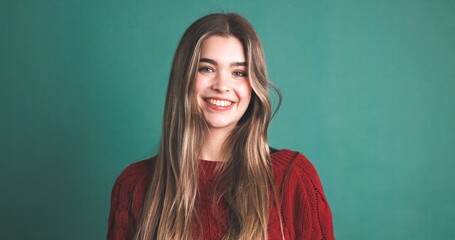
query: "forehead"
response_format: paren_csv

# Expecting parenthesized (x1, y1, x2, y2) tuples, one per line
(200, 36, 245, 63)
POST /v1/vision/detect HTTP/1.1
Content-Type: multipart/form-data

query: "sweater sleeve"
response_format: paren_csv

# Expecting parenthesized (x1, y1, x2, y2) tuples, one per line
(106, 159, 152, 240)
(282, 153, 335, 240)
(106, 174, 135, 240)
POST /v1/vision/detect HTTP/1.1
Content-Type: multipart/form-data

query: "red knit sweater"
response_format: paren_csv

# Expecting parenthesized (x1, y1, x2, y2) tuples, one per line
(107, 149, 335, 239)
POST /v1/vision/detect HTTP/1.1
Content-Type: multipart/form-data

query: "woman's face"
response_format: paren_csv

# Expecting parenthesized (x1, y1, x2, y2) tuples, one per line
(194, 36, 252, 133)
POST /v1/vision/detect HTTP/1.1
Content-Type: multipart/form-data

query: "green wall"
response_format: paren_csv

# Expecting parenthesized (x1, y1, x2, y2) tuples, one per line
(1, 0, 454, 239)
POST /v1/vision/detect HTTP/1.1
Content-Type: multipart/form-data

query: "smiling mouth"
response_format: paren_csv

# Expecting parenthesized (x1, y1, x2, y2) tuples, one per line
(204, 98, 234, 107)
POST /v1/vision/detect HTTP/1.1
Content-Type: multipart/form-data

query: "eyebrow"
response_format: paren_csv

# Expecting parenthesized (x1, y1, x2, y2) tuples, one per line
(200, 58, 246, 67)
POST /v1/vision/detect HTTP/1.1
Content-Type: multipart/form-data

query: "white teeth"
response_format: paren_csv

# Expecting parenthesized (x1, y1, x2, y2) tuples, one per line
(206, 98, 233, 107)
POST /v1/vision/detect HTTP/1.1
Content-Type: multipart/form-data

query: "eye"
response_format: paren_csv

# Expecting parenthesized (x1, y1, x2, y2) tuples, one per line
(198, 66, 214, 73)
(233, 71, 248, 78)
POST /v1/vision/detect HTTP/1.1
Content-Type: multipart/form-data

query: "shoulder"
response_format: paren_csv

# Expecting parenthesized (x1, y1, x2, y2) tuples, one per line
(109, 157, 156, 219)
(271, 148, 326, 202)
(271, 149, 327, 200)
(107, 157, 156, 239)
(112, 157, 156, 191)
(271, 149, 321, 184)
(271, 149, 335, 239)
(110, 156, 156, 206)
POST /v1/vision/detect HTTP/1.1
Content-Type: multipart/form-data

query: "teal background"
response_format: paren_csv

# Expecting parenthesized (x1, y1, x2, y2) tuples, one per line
(1, 0, 454, 239)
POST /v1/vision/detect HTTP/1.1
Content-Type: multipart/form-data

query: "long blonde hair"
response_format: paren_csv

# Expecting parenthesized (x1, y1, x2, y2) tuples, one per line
(134, 13, 282, 240)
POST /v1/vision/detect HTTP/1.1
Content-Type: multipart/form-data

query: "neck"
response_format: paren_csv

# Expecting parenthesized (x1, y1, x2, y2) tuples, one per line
(199, 128, 231, 161)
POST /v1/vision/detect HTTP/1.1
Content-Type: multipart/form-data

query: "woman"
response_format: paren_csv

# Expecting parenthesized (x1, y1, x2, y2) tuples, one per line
(107, 13, 334, 240)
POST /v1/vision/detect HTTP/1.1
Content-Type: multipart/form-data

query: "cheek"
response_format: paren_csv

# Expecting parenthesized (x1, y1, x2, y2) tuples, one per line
(193, 75, 204, 96)
(242, 82, 253, 103)
(193, 78, 204, 108)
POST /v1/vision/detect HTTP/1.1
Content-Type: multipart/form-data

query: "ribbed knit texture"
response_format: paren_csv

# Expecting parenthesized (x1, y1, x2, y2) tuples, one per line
(107, 149, 335, 239)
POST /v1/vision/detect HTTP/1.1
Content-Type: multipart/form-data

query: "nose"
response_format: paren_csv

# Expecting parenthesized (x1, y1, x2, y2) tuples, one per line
(211, 70, 231, 93)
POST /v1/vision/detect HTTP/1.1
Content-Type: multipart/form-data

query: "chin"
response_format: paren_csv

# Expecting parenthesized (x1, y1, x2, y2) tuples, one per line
(207, 122, 236, 130)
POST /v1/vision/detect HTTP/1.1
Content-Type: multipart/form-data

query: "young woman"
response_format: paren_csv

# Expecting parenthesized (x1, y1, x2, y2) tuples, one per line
(107, 13, 334, 240)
